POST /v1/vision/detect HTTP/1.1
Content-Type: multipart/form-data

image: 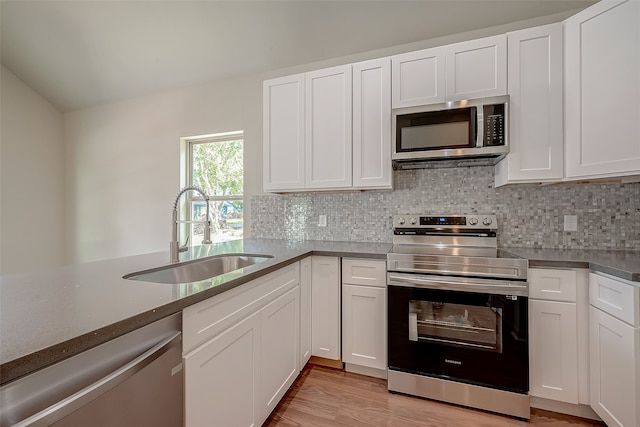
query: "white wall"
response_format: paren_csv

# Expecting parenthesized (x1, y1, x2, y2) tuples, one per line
(0, 65, 66, 274)
(64, 74, 264, 262)
(61, 10, 577, 264)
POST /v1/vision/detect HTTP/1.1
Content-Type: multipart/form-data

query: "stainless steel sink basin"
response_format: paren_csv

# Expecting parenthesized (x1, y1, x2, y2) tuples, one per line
(123, 253, 274, 284)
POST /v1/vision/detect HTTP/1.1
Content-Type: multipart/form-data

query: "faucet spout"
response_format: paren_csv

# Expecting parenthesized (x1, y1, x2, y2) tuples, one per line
(170, 186, 212, 263)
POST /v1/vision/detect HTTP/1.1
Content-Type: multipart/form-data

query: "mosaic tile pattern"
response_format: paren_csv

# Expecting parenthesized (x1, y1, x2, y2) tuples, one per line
(251, 167, 640, 250)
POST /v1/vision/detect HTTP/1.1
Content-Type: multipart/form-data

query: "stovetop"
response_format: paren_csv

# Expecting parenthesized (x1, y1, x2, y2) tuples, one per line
(389, 214, 527, 280)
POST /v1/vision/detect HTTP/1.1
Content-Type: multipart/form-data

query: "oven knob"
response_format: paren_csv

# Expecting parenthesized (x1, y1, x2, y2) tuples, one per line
(468, 217, 478, 226)
(409, 217, 417, 225)
(397, 217, 405, 225)
(482, 217, 493, 226)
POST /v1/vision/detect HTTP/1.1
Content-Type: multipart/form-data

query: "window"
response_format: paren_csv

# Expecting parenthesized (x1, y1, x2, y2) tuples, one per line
(183, 131, 243, 245)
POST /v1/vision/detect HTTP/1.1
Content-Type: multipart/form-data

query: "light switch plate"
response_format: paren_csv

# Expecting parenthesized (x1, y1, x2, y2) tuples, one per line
(564, 215, 577, 232)
(318, 215, 327, 227)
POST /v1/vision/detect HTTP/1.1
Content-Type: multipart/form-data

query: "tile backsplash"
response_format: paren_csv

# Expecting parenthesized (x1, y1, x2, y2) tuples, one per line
(251, 167, 640, 250)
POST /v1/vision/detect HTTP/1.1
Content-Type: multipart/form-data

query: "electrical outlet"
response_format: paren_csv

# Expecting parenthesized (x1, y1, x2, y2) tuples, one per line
(318, 214, 327, 227)
(564, 215, 578, 232)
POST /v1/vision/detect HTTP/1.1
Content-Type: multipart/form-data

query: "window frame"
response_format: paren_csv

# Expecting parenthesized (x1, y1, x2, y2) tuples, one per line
(180, 130, 244, 243)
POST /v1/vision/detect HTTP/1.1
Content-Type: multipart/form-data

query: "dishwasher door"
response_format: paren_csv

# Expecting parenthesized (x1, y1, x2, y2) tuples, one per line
(1, 313, 183, 427)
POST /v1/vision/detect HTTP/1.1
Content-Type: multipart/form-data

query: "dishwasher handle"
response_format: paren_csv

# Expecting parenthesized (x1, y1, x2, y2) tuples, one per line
(13, 331, 181, 427)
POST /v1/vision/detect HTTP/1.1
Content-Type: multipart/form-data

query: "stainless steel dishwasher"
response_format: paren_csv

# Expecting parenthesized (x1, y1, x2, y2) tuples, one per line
(1, 313, 183, 427)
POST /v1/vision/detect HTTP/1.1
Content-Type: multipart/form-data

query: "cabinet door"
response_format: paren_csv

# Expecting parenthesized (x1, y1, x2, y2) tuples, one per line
(589, 306, 639, 427)
(391, 46, 446, 108)
(311, 256, 341, 360)
(353, 58, 392, 189)
(184, 311, 260, 427)
(529, 300, 578, 404)
(446, 35, 507, 101)
(259, 287, 299, 423)
(565, 0, 640, 179)
(263, 74, 305, 191)
(299, 257, 312, 370)
(342, 284, 387, 370)
(305, 65, 352, 189)
(495, 23, 563, 186)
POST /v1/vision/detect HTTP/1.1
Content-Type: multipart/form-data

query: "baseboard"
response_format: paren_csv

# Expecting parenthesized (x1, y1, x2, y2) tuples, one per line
(344, 363, 387, 379)
(308, 356, 343, 369)
(530, 396, 602, 421)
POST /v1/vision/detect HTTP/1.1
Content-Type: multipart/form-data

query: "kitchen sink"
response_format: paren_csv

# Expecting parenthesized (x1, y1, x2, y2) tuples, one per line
(123, 253, 274, 284)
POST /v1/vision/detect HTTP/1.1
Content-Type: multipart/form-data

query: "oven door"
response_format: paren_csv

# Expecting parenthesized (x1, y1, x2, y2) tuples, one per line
(387, 273, 529, 394)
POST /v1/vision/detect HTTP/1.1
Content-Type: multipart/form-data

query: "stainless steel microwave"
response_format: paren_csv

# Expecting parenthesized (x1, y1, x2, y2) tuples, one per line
(392, 95, 509, 166)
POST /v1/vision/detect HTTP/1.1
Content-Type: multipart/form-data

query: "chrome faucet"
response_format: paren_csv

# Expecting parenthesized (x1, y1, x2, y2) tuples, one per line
(170, 186, 212, 263)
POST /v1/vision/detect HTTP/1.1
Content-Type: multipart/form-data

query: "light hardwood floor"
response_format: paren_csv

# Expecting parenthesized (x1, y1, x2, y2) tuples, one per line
(263, 365, 605, 427)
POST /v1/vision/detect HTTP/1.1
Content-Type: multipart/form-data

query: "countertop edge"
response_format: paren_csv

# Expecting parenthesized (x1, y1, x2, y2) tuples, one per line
(1, 246, 390, 385)
(0, 254, 310, 385)
(3, 243, 637, 385)
(507, 248, 640, 284)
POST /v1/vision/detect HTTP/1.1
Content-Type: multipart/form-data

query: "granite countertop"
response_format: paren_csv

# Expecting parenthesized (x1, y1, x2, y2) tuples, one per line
(2, 239, 638, 386)
(0, 238, 391, 385)
(505, 247, 640, 282)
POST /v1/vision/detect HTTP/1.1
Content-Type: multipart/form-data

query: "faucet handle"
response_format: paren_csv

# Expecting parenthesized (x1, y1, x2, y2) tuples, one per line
(178, 235, 190, 253)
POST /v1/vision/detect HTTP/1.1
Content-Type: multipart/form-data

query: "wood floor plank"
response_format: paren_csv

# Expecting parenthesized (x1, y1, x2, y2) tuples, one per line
(264, 365, 605, 427)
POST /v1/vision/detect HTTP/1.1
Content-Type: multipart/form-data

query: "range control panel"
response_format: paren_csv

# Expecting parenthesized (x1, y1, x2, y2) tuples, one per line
(393, 214, 497, 230)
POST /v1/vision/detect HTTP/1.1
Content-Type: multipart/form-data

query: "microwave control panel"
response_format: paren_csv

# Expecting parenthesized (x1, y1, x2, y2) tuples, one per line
(483, 104, 505, 146)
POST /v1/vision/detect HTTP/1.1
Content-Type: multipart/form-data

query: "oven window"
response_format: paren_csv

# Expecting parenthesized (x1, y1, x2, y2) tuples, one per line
(409, 300, 502, 352)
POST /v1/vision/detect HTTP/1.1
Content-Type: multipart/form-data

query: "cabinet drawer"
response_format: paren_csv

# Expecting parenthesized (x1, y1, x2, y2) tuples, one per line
(529, 268, 577, 302)
(589, 272, 640, 326)
(342, 258, 386, 287)
(183, 263, 300, 353)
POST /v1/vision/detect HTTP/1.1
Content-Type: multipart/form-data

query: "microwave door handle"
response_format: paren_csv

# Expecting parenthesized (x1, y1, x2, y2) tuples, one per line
(476, 106, 483, 147)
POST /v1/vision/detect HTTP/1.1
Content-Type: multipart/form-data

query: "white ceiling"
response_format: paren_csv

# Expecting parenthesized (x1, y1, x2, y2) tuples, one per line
(1, 0, 595, 112)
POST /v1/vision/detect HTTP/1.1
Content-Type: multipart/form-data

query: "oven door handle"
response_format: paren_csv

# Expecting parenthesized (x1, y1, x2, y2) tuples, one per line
(387, 273, 528, 296)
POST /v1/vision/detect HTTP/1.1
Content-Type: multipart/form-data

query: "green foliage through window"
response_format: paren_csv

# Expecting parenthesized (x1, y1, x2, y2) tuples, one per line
(187, 133, 243, 244)
(192, 139, 243, 197)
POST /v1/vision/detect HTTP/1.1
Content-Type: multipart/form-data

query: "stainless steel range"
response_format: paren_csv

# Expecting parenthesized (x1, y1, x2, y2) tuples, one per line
(387, 214, 530, 419)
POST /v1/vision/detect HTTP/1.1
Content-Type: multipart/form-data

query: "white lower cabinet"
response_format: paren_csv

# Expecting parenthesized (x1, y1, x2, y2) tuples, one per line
(589, 306, 639, 427)
(184, 311, 261, 427)
(529, 299, 578, 403)
(341, 258, 387, 378)
(528, 268, 591, 409)
(299, 257, 312, 370)
(183, 263, 300, 427)
(259, 287, 299, 421)
(589, 273, 640, 427)
(311, 256, 341, 360)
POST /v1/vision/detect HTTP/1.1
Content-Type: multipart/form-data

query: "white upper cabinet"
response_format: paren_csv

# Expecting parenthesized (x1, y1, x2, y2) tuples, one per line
(263, 74, 305, 192)
(495, 23, 564, 186)
(263, 61, 392, 193)
(391, 35, 506, 108)
(305, 65, 353, 189)
(564, 0, 640, 180)
(391, 47, 446, 108)
(353, 58, 392, 189)
(445, 35, 507, 101)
